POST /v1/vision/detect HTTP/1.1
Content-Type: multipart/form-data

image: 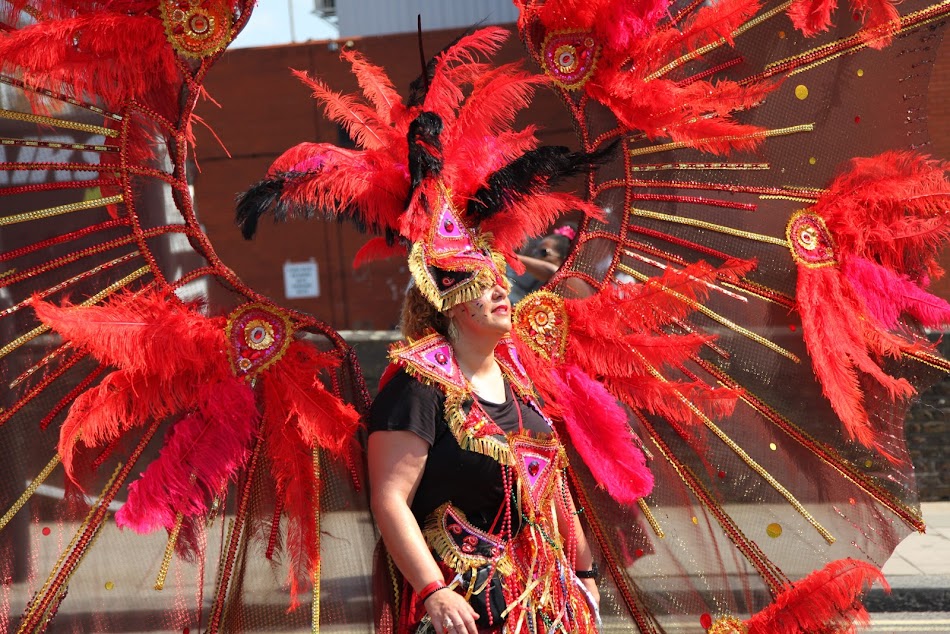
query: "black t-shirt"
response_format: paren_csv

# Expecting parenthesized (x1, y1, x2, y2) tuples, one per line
(368, 369, 552, 532)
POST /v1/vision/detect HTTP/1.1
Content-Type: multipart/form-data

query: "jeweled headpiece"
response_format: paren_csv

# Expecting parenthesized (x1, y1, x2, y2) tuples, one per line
(237, 27, 602, 312)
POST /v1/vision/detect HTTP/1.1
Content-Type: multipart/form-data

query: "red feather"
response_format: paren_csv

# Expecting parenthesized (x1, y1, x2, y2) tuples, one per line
(261, 384, 320, 609)
(292, 69, 397, 151)
(797, 266, 915, 447)
(116, 377, 258, 534)
(352, 237, 408, 269)
(263, 340, 362, 457)
(745, 559, 888, 634)
(789, 0, 899, 47)
(275, 144, 410, 233)
(423, 27, 511, 124)
(0, 14, 181, 117)
(258, 340, 362, 609)
(32, 290, 228, 385)
(341, 48, 406, 126)
(814, 152, 950, 278)
(551, 365, 654, 505)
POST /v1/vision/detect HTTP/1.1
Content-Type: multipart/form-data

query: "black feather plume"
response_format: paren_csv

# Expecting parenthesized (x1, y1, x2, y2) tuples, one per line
(467, 142, 617, 221)
(235, 176, 287, 240)
(407, 112, 444, 194)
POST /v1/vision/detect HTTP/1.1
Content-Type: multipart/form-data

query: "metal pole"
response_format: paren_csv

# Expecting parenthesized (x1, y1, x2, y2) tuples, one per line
(288, 0, 297, 43)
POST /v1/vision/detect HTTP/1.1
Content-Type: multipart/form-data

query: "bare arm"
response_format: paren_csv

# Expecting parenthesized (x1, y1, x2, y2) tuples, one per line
(516, 254, 560, 283)
(368, 431, 479, 634)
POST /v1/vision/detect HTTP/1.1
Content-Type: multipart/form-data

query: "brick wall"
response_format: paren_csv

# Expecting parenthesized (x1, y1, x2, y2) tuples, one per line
(906, 339, 950, 501)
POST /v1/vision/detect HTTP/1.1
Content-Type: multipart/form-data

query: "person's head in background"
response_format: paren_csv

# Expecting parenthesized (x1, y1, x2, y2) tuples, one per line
(534, 225, 576, 266)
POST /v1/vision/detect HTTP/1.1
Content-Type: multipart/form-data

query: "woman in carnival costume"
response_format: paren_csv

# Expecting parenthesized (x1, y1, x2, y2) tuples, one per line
(4, 0, 950, 632)
(368, 226, 601, 632)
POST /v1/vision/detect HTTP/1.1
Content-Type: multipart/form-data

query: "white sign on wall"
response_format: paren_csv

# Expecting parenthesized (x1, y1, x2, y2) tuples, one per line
(283, 259, 320, 299)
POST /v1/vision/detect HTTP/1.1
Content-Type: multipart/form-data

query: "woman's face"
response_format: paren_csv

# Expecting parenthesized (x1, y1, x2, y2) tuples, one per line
(447, 283, 512, 339)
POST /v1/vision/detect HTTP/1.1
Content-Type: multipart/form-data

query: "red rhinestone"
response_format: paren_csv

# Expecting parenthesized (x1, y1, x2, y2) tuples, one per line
(700, 613, 713, 629)
(854, 115, 861, 123)
(435, 352, 447, 365)
(444, 220, 455, 232)
(634, 548, 644, 557)
(718, 470, 726, 478)
(528, 460, 540, 476)
(42, 527, 51, 536)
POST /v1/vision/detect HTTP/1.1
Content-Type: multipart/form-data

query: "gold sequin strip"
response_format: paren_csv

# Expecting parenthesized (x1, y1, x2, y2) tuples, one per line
(904, 348, 950, 373)
(637, 498, 665, 538)
(630, 162, 770, 172)
(0, 108, 119, 138)
(0, 454, 61, 531)
(618, 264, 800, 363)
(0, 137, 117, 152)
(0, 194, 124, 227)
(628, 124, 813, 158)
(629, 348, 835, 544)
(18, 462, 123, 633)
(0, 265, 149, 362)
(630, 207, 790, 247)
(645, 1, 793, 80)
(759, 194, 820, 204)
(154, 512, 184, 591)
(312, 448, 321, 634)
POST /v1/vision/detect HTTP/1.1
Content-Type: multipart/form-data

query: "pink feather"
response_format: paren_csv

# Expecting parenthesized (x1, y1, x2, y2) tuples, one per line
(552, 365, 654, 505)
(843, 255, 950, 330)
(116, 377, 259, 533)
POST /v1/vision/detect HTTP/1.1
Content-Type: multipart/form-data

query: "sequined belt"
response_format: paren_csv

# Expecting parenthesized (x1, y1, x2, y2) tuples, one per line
(423, 502, 513, 577)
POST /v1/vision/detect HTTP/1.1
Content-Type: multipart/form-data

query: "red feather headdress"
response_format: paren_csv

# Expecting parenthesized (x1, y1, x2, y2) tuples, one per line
(236, 27, 605, 310)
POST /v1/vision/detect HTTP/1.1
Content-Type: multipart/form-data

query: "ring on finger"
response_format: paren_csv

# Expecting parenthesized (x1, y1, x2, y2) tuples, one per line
(442, 616, 456, 631)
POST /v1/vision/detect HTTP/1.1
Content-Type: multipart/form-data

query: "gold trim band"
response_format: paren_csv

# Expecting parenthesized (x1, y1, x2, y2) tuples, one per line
(0, 194, 124, 227)
(0, 108, 119, 138)
(628, 124, 813, 158)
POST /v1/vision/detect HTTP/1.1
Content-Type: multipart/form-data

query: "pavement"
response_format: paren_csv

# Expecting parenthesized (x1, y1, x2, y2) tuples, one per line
(870, 501, 950, 612)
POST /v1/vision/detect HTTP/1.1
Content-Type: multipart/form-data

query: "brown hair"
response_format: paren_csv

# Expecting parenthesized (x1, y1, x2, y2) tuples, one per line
(400, 285, 450, 340)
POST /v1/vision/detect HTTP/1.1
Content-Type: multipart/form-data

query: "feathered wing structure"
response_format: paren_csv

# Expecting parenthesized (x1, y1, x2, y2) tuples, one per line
(790, 152, 950, 446)
(32, 291, 361, 601)
(515, 0, 950, 631)
(0, 2, 376, 630)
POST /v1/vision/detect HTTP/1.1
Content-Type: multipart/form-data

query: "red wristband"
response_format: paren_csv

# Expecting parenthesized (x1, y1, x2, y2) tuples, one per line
(419, 579, 447, 602)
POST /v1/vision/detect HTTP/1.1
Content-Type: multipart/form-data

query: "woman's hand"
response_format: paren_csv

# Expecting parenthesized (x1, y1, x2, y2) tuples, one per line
(424, 588, 480, 634)
(581, 577, 600, 609)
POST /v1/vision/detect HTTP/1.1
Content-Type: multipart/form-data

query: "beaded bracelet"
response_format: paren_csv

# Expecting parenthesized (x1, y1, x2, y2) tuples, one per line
(419, 579, 448, 602)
